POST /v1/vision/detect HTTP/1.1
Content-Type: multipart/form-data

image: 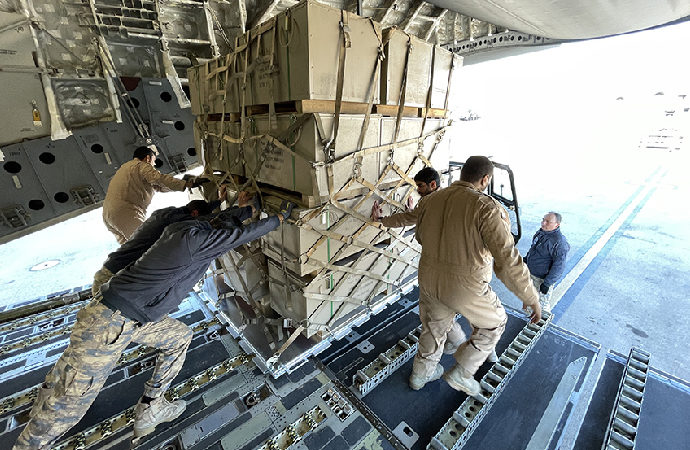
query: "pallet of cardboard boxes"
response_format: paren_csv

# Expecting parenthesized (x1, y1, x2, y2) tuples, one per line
(189, 0, 460, 357)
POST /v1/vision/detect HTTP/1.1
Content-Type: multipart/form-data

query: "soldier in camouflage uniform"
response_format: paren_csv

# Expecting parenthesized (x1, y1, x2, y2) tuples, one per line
(13, 201, 291, 449)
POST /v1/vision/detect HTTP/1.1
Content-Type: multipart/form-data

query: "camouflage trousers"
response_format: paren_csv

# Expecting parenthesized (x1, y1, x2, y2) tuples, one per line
(13, 299, 192, 450)
(530, 275, 552, 311)
(91, 266, 114, 297)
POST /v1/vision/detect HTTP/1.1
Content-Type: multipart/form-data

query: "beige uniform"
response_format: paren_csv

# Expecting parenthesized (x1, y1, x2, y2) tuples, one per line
(413, 180, 539, 378)
(102, 159, 187, 243)
(381, 208, 418, 228)
(381, 200, 467, 347)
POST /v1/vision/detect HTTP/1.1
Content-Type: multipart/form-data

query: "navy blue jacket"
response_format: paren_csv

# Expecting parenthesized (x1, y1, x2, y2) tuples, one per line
(525, 227, 570, 287)
(102, 201, 250, 274)
(100, 214, 278, 324)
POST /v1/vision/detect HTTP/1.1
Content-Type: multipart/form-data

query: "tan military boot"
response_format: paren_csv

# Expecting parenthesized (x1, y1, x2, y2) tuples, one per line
(133, 397, 186, 437)
(409, 364, 443, 390)
(443, 364, 480, 397)
(443, 339, 462, 355)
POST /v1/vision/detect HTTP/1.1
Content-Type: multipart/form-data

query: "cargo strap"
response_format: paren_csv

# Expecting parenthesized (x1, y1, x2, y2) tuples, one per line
(357, 19, 384, 152)
(392, 36, 412, 156)
(193, 23, 452, 358)
(324, 10, 351, 162)
(428, 313, 553, 450)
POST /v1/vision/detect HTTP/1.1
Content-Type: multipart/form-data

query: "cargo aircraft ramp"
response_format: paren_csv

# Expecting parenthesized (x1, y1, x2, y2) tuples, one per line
(1, 284, 689, 450)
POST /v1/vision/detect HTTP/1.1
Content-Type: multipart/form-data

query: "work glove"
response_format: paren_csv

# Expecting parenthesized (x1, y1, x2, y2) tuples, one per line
(279, 201, 295, 220)
(191, 176, 210, 188)
(251, 194, 262, 214)
(539, 283, 550, 295)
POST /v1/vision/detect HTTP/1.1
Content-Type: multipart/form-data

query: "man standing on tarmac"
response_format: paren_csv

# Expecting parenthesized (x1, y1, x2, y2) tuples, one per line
(102, 145, 205, 244)
(13, 201, 294, 450)
(525, 212, 570, 313)
(372, 166, 497, 367)
(410, 155, 541, 396)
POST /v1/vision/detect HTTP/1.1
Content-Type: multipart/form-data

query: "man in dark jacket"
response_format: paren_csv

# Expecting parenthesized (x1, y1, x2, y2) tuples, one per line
(525, 212, 570, 312)
(13, 201, 292, 450)
(91, 192, 257, 296)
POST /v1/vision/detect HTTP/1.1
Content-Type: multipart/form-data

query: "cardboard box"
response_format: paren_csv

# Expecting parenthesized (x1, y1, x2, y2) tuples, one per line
(267, 248, 417, 338)
(196, 119, 245, 177)
(380, 28, 433, 108)
(188, 55, 238, 115)
(242, 0, 381, 107)
(430, 48, 463, 110)
(239, 113, 449, 202)
(241, 113, 381, 200)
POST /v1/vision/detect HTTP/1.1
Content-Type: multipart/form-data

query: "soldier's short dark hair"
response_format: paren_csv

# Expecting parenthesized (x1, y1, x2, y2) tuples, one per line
(550, 211, 562, 224)
(414, 167, 440, 186)
(460, 156, 494, 183)
(187, 200, 214, 216)
(133, 146, 156, 161)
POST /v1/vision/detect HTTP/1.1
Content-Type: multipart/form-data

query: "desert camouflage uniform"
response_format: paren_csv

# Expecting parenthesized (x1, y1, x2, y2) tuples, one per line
(13, 298, 192, 450)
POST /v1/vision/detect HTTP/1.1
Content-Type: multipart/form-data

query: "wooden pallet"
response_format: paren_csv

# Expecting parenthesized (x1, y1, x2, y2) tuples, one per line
(220, 173, 408, 209)
(245, 99, 374, 116)
(374, 104, 448, 118)
(238, 99, 448, 119)
(206, 112, 242, 122)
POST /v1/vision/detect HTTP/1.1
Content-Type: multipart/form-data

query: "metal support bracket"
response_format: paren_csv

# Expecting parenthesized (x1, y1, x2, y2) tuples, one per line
(601, 348, 651, 450)
(428, 311, 553, 449)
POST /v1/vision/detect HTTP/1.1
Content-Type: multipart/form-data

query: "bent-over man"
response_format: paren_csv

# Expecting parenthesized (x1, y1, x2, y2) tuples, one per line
(14, 202, 293, 449)
(93, 192, 257, 296)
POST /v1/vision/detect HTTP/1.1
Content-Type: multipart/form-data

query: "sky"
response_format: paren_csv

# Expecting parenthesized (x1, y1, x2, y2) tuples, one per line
(1, 21, 689, 306)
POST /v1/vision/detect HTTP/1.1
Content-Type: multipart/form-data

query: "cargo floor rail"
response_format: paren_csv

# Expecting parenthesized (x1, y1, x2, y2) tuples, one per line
(427, 311, 553, 450)
(601, 348, 651, 450)
(51, 354, 252, 450)
(353, 325, 421, 396)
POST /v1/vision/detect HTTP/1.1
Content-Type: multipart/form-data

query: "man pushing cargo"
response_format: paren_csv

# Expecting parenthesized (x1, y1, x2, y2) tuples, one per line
(92, 191, 258, 296)
(372, 166, 497, 372)
(410, 156, 540, 395)
(102, 145, 207, 244)
(13, 200, 293, 449)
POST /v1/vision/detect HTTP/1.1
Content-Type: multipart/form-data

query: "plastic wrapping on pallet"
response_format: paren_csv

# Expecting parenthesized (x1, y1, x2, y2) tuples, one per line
(266, 242, 417, 338)
(216, 241, 269, 307)
(261, 185, 416, 276)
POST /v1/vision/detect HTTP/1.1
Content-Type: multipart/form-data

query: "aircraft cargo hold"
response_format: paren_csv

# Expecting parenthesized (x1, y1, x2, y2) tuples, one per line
(188, 0, 460, 374)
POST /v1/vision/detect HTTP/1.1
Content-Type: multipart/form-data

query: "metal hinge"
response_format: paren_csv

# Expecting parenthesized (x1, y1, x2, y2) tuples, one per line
(0, 205, 29, 228)
(171, 153, 188, 174)
(70, 185, 100, 206)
